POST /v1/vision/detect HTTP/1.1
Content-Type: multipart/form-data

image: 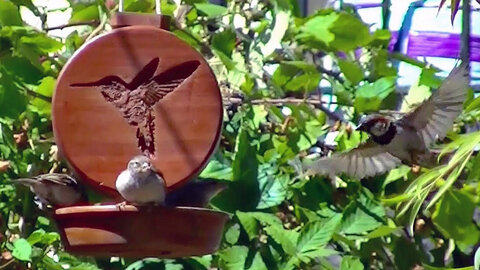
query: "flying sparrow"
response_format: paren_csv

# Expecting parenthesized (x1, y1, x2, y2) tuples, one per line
(13, 173, 85, 209)
(165, 180, 228, 208)
(306, 63, 469, 179)
(71, 58, 200, 157)
(115, 155, 166, 205)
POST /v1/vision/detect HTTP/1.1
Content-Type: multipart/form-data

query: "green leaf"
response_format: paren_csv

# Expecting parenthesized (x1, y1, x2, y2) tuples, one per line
(165, 263, 183, 270)
(297, 214, 342, 257)
(199, 159, 233, 181)
(236, 211, 259, 240)
(248, 252, 267, 270)
(365, 225, 399, 239)
(299, 12, 371, 51)
(272, 61, 321, 92)
(212, 127, 260, 211)
(0, 72, 28, 119)
(0, 56, 44, 84)
(225, 223, 240, 245)
(299, 13, 338, 46)
(354, 77, 396, 113)
(194, 3, 227, 18)
(340, 256, 364, 270)
(236, 211, 282, 240)
(27, 229, 45, 245)
(338, 60, 363, 85)
(218, 246, 249, 270)
(264, 224, 298, 255)
(11, 238, 32, 261)
(329, 13, 371, 51)
(29, 76, 54, 115)
(20, 34, 62, 53)
(126, 258, 163, 270)
(187, 255, 212, 269)
(69, 5, 99, 23)
(342, 194, 385, 235)
(370, 29, 392, 47)
(400, 83, 430, 112)
(432, 189, 480, 246)
(257, 171, 288, 209)
(212, 29, 236, 58)
(70, 263, 102, 270)
(0, 0, 22, 26)
(467, 153, 480, 181)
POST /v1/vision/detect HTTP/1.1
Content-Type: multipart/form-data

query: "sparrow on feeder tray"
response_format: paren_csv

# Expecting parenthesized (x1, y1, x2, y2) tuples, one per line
(306, 63, 470, 179)
(115, 155, 166, 205)
(13, 173, 85, 210)
(116, 155, 228, 207)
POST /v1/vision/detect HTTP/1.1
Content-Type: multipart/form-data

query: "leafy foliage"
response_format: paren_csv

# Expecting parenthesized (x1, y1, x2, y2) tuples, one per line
(0, 0, 479, 269)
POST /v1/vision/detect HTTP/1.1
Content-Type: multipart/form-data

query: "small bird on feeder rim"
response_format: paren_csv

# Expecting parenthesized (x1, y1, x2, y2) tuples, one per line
(115, 155, 167, 206)
(12, 173, 85, 210)
(116, 155, 228, 208)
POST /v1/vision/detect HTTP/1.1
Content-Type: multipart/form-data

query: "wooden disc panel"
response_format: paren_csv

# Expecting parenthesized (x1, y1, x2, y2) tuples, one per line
(53, 26, 223, 196)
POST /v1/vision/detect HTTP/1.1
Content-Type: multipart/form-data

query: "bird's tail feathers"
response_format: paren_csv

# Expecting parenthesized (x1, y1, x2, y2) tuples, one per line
(12, 178, 37, 186)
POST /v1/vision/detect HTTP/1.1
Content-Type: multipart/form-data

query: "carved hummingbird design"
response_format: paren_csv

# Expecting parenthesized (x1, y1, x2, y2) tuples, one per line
(71, 58, 200, 156)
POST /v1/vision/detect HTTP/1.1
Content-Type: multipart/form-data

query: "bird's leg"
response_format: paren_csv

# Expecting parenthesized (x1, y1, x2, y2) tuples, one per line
(115, 201, 128, 211)
(410, 152, 421, 174)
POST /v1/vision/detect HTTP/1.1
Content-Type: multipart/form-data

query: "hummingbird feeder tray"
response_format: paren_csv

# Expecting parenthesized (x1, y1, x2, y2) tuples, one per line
(51, 10, 227, 257)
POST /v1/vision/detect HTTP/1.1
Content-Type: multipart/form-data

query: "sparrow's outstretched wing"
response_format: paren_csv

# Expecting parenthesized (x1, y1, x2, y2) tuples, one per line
(399, 64, 469, 146)
(141, 60, 200, 106)
(306, 139, 402, 179)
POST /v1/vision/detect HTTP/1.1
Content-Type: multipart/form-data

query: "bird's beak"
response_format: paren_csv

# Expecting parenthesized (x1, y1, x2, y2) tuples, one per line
(142, 163, 151, 171)
(356, 124, 367, 132)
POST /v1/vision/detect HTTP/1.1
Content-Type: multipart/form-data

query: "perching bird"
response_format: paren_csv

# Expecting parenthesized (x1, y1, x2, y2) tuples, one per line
(306, 63, 469, 179)
(13, 173, 85, 209)
(116, 155, 166, 205)
(165, 180, 228, 208)
(71, 58, 200, 156)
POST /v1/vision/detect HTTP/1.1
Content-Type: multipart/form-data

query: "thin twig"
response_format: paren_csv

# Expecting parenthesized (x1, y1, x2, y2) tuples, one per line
(224, 97, 344, 121)
(225, 97, 324, 105)
(317, 65, 345, 84)
(0, 259, 14, 270)
(44, 20, 99, 31)
(174, 27, 213, 56)
(23, 88, 52, 103)
(86, 16, 107, 42)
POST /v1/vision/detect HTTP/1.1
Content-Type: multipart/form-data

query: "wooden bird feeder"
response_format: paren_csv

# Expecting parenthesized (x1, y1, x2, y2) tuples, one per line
(51, 6, 227, 257)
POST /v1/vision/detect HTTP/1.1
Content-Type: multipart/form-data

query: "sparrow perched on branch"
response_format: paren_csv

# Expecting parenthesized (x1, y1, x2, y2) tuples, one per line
(13, 173, 85, 209)
(116, 155, 228, 207)
(306, 63, 470, 179)
(115, 155, 166, 205)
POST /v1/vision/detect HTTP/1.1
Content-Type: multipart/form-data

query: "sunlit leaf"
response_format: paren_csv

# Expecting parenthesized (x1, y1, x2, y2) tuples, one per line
(340, 256, 364, 270)
(194, 3, 227, 18)
(11, 238, 32, 261)
(218, 246, 248, 270)
(354, 77, 396, 113)
(0, 0, 22, 26)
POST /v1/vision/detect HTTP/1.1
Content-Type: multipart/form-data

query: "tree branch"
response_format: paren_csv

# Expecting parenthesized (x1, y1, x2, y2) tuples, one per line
(224, 97, 344, 122)
(44, 20, 99, 31)
(23, 87, 52, 103)
(317, 65, 345, 84)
